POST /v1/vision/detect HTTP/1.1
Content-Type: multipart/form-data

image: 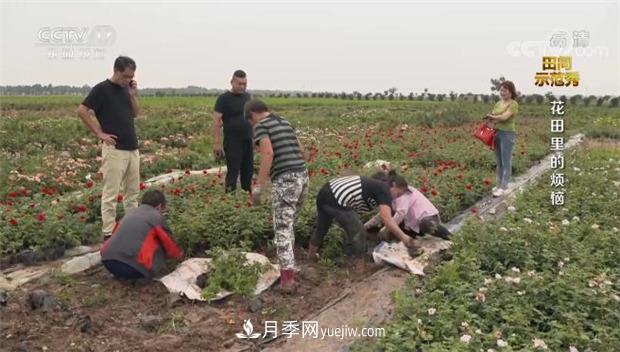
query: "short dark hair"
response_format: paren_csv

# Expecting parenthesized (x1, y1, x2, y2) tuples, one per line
(388, 169, 410, 191)
(245, 99, 270, 119)
(499, 80, 518, 99)
(371, 171, 390, 186)
(372, 170, 410, 191)
(141, 190, 166, 208)
(233, 70, 246, 79)
(114, 56, 136, 72)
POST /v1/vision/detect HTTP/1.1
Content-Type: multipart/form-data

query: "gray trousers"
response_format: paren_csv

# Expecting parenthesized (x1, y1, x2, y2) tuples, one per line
(494, 130, 516, 189)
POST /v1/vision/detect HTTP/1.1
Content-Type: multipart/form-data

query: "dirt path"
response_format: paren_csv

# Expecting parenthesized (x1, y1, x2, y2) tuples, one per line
(260, 134, 585, 352)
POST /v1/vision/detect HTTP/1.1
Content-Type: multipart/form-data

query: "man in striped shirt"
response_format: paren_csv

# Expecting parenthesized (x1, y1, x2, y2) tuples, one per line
(308, 173, 422, 262)
(246, 99, 308, 293)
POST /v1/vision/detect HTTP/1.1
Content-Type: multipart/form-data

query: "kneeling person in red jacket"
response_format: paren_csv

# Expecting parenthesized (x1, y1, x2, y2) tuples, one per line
(100, 190, 183, 280)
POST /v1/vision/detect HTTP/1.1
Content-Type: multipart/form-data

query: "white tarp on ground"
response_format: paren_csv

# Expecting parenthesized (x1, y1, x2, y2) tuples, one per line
(372, 236, 452, 276)
(144, 166, 227, 186)
(158, 253, 279, 301)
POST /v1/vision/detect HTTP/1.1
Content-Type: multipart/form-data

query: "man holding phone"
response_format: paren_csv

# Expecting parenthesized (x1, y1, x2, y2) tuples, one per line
(77, 56, 141, 241)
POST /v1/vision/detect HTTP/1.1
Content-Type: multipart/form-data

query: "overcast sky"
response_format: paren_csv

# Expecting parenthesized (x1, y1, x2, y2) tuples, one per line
(1, 0, 618, 95)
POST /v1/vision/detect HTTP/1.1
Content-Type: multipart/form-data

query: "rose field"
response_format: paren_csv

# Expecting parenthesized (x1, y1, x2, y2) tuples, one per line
(1, 96, 617, 261)
(0, 95, 619, 351)
(354, 140, 620, 352)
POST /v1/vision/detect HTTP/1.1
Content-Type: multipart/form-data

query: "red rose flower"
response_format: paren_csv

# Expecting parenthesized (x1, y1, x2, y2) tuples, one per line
(36, 212, 46, 222)
(9, 218, 18, 226)
(117, 194, 124, 202)
(85, 180, 94, 189)
(41, 187, 57, 196)
(139, 182, 147, 190)
(465, 184, 473, 192)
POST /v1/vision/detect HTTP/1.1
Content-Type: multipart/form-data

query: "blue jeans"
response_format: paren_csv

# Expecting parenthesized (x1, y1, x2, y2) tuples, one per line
(102, 259, 144, 280)
(494, 130, 516, 189)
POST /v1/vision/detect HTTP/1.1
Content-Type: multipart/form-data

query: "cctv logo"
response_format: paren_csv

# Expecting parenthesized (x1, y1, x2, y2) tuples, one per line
(37, 25, 116, 46)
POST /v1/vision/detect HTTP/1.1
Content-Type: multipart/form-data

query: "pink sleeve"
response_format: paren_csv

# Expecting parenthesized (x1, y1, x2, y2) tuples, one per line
(392, 195, 411, 225)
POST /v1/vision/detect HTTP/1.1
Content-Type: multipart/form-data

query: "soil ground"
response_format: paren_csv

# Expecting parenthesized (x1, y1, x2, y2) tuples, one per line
(0, 247, 383, 352)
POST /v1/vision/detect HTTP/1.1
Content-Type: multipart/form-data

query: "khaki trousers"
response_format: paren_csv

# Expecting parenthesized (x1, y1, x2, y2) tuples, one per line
(100, 143, 140, 233)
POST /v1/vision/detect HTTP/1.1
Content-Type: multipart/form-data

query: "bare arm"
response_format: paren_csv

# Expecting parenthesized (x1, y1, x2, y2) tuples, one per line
(256, 137, 274, 190)
(213, 112, 223, 151)
(296, 136, 305, 154)
(486, 101, 517, 122)
(487, 109, 514, 122)
(365, 212, 383, 228)
(368, 201, 405, 228)
(77, 104, 116, 145)
(379, 205, 419, 247)
(129, 94, 140, 116)
(128, 80, 140, 116)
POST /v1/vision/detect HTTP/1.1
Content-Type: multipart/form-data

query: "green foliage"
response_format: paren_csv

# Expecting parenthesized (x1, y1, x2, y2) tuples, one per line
(0, 96, 613, 261)
(355, 144, 620, 351)
(201, 247, 270, 300)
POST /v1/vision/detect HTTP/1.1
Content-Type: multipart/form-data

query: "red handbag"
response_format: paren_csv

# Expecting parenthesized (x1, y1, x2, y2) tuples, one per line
(474, 123, 496, 149)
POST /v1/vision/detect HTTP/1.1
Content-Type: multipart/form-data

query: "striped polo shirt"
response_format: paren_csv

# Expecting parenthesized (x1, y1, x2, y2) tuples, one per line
(328, 176, 392, 213)
(253, 114, 306, 180)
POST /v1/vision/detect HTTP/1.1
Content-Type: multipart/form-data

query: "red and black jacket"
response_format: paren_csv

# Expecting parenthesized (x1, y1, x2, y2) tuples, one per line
(101, 204, 183, 278)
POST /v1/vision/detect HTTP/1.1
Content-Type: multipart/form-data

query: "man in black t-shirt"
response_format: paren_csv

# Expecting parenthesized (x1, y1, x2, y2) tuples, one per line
(77, 56, 140, 241)
(213, 70, 253, 192)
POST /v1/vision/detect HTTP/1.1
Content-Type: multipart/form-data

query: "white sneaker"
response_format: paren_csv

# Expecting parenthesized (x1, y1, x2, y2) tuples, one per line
(492, 188, 504, 197)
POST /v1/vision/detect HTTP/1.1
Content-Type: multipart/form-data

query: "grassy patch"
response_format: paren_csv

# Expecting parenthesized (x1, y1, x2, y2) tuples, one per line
(356, 141, 620, 351)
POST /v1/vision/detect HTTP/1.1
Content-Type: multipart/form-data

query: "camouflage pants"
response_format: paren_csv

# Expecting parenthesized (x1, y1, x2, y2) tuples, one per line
(271, 170, 309, 270)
